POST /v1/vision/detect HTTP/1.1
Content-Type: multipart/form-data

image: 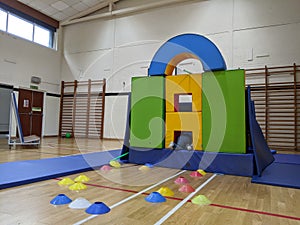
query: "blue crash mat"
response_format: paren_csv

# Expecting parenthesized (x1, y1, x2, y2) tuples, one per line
(0, 149, 121, 189)
(252, 162, 300, 189)
(129, 148, 254, 177)
(274, 154, 300, 165)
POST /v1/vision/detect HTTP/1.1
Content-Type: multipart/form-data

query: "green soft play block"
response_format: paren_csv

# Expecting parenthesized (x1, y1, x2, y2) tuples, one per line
(202, 70, 246, 153)
(130, 76, 165, 148)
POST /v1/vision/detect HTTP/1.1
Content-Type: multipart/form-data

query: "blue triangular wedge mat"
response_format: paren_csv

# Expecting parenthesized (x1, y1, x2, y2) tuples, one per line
(247, 87, 274, 176)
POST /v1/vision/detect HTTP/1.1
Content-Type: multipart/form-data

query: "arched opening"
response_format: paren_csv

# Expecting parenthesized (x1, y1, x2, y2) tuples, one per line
(148, 33, 226, 76)
(172, 58, 204, 75)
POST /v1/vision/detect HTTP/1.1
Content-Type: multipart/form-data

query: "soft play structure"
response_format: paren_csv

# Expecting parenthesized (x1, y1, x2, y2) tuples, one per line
(1, 33, 300, 190)
(121, 33, 300, 188)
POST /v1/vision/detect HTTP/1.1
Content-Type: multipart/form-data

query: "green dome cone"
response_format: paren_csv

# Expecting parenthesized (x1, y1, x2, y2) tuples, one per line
(191, 195, 211, 206)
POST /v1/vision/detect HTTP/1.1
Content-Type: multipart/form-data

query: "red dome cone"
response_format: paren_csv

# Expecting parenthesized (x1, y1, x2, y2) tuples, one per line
(100, 165, 112, 172)
(190, 171, 203, 178)
(174, 176, 189, 184)
(179, 184, 195, 193)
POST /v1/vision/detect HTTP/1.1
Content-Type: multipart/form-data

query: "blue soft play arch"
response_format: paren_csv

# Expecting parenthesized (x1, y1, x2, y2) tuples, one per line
(148, 33, 227, 76)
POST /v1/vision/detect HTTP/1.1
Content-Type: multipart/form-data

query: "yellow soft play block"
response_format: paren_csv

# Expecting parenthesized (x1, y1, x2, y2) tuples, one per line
(165, 112, 202, 150)
(165, 74, 202, 112)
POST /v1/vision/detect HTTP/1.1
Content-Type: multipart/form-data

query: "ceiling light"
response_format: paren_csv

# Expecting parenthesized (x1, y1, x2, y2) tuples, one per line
(51, 1, 69, 11)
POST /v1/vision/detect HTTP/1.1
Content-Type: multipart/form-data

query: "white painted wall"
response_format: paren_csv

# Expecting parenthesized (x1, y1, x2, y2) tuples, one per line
(43, 95, 60, 136)
(2, 0, 300, 139)
(233, 0, 300, 68)
(104, 95, 129, 139)
(61, 0, 300, 139)
(0, 32, 61, 93)
(0, 30, 62, 136)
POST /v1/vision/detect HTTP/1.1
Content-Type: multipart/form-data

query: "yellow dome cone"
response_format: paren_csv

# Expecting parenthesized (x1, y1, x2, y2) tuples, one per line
(139, 165, 150, 171)
(197, 169, 206, 176)
(191, 195, 211, 206)
(58, 178, 74, 186)
(109, 160, 121, 168)
(74, 174, 90, 182)
(69, 182, 87, 191)
(157, 187, 174, 197)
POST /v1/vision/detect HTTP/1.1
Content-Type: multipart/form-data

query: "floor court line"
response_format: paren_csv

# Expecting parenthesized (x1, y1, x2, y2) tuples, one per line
(73, 170, 186, 225)
(54, 176, 300, 222)
(154, 173, 217, 225)
(210, 203, 300, 221)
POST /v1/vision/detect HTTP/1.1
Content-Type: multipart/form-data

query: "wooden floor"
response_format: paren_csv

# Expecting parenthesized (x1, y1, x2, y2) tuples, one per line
(0, 137, 299, 225)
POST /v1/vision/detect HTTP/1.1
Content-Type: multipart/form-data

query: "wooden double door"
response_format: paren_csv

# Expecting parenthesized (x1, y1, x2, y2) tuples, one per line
(18, 89, 44, 137)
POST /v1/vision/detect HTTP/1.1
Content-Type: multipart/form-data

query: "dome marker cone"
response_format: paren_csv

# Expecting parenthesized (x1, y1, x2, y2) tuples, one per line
(174, 176, 189, 184)
(145, 192, 166, 203)
(190, 171, 203, 178)
(69, 182, 87, 191)
(50, 194, 72, 205)
(191, 195, 211, 206)
(179, 184, 195, 193)
(145, 163, 154, 168)
(139, 165, 150, 171)
(100, 165, 112, 171)
(85, 202, 110, 215)
(157, 187, 174, 197)
(58, 178, 74, 186)
(74, 174, 90, 182)
(109, 160, 121, 168)
(197, 169, 206, 176)
(69, 197, 91, 209)
(109, 152, 129, 168)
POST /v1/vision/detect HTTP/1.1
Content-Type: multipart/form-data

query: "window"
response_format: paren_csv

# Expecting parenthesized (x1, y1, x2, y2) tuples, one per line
(8, 13, 33, 41)
(34, 25, 51, 47)
(174, 94, 193, 112)
(0, 6, 56, 49)
(0, 9, 7, 31)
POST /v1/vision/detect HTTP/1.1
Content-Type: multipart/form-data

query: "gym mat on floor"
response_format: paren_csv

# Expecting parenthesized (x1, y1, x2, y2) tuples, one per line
(252, 162, 300, 189)
(0, 149, 120, 189)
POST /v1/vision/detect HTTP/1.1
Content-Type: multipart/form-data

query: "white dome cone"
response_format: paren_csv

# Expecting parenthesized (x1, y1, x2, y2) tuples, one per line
(69, 197, 91, 209)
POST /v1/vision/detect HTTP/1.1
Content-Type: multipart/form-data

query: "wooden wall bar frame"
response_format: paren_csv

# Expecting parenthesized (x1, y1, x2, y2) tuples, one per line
(59, 79, 106, 139)
(245, 63, 300, 151)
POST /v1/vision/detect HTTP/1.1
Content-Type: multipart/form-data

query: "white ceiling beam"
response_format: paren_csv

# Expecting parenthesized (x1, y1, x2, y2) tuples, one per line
(61, 0, 120, 25)
(108, 1, 115, 12)
(61, 0, 198, 26)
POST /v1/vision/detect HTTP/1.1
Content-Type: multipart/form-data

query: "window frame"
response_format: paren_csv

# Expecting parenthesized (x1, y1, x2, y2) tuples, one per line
(0, 4, 56, 49)
(0, 8, 8, 31)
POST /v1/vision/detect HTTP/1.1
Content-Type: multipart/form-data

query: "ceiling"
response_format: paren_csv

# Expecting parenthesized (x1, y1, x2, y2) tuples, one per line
(16, 0, 197, 25)
(17, 0, 112, 21)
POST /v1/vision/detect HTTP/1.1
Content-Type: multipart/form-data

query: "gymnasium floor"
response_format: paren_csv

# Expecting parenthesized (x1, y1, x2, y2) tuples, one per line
(0, 138, 299, 225)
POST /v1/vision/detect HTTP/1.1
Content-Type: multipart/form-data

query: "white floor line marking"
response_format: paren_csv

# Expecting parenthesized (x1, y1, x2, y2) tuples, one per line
(154, 173, 218, 225)
(73, 170, 186, 225)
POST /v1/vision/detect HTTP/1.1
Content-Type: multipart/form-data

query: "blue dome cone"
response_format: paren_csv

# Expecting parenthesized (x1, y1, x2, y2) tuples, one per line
(145, 163, 154, 168)
(85, 202, 111, 215)
(145, 192, 166, 203)
(50, 194, 72, 205)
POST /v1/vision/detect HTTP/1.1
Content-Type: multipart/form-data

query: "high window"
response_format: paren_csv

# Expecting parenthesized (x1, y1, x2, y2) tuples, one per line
(0, 8, 7, 31)
(0, 7, 56, 49)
